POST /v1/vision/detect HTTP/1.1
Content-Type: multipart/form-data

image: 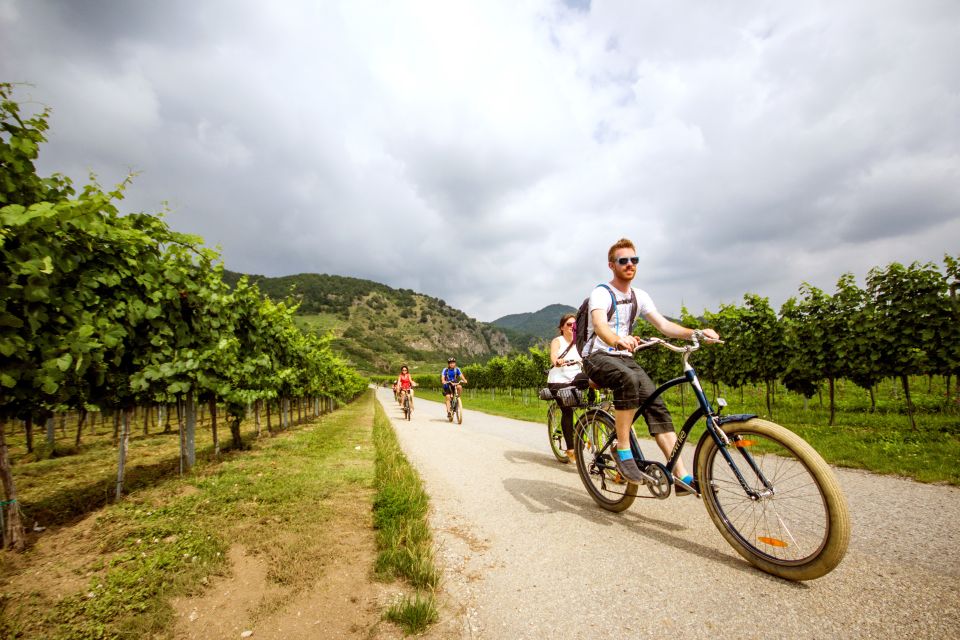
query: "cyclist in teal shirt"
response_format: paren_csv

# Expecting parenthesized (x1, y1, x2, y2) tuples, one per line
(441, 357, 468, 418)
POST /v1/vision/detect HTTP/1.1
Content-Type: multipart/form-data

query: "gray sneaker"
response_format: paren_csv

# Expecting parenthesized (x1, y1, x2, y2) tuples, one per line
(611, 453, 647, 485)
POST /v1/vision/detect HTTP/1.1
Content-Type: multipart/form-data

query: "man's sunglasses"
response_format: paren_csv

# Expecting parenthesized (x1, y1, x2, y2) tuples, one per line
(615, 256, 640, 265)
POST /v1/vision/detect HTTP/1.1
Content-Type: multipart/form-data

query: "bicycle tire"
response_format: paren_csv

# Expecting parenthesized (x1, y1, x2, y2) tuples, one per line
(403, 395, 411, 420)
(574, 410, 637, 512)
(546, 404, 567, 462)
(455, 396, 463, 424)
(696, 418, 850, 581)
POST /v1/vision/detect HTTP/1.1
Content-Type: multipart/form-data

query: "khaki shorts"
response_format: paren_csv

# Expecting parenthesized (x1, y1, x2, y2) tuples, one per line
(583, 352, 674, 435)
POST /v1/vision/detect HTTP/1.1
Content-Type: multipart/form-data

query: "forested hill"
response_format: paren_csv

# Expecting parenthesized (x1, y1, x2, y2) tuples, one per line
(492, 303, 577, 340)
(222, 270, 520, 373)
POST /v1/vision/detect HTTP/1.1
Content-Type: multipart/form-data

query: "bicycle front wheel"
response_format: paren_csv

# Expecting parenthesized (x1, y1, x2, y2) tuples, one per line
(455, 397, 463, 424)
(546, 404, 567, 462)
(697, 418, 850, 581)
(574, 410, 637, 512)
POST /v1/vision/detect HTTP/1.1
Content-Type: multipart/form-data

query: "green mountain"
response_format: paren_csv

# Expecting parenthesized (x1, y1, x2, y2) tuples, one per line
(222, 271, 514, 374)
(492, 303, 577, 341)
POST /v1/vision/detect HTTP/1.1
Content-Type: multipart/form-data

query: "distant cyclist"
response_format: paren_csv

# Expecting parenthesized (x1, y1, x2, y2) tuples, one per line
(395, 365, 417, 410)
(441, 357, 468, 419)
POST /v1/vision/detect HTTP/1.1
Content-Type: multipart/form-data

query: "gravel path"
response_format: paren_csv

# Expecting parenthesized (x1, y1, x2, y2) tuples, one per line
(377, 389, 960, 639)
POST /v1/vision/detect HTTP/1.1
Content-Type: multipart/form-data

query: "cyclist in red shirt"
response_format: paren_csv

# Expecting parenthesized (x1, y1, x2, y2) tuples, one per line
(395, 365, 417, 409)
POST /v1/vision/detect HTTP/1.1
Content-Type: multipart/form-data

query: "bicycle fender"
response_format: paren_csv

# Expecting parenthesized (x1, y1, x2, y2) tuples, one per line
(716, 413, 758, 425)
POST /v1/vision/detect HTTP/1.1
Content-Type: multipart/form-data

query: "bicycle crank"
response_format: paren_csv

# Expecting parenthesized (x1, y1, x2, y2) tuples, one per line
(642, 462, 671, 499)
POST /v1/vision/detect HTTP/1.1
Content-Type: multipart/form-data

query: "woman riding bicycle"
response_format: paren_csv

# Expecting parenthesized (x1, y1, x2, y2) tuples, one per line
(395, 365, 417, 409)
(547, 313, 589, 462)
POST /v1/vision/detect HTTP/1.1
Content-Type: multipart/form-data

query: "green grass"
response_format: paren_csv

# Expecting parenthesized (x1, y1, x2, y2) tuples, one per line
(385, 593, 439, 635)
(0, 395, 376, 639)
(372, 400, 440, 633)
(419, 380, 960, 485)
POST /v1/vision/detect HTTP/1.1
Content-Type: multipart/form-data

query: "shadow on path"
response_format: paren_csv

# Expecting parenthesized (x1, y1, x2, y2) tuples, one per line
(500, 474, 806, 589)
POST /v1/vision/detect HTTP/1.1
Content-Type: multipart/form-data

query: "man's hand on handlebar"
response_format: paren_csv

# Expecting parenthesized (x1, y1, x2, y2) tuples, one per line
(614, 335, 641, 351)
(693, 328, 722, 343)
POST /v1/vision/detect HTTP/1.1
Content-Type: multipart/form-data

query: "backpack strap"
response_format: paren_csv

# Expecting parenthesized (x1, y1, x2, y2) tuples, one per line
(598, 284, 618, 322)
(626, 288, 638, 333)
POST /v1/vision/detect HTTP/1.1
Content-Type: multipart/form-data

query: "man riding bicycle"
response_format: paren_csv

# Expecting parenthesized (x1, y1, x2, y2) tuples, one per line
(441, 357, 468, 419)
(581, 238, 719, 493)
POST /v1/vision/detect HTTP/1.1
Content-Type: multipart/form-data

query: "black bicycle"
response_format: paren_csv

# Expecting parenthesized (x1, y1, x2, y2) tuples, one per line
(400, 389, 412, 420)
(446, 381, 464, 424)
(572, 335, 850, 581)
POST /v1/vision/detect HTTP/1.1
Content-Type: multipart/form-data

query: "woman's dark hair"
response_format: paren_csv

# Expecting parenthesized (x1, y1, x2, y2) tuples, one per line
(400, 365, 409, 372)
(557, 313, 576, 333)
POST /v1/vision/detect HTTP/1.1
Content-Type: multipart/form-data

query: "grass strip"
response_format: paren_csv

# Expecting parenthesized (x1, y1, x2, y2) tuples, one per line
(372, 398, 440, 634)
(1, 395, 375, 639)
(385, 593, 439, 634)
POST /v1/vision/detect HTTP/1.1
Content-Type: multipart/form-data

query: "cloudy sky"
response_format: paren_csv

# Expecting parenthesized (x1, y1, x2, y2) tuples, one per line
(2, 0, 958, 321)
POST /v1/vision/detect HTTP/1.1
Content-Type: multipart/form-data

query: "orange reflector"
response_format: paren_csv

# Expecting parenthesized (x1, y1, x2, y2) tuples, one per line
(731, 439, 755, 448)
(758, 536, 789, 548)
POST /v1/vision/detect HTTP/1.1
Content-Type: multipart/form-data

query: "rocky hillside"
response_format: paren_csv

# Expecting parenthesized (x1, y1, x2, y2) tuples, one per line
(223, 271, 514, 373)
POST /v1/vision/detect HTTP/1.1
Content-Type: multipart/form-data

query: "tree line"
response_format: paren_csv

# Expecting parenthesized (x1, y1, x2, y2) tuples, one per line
(0, 84, 367, 550)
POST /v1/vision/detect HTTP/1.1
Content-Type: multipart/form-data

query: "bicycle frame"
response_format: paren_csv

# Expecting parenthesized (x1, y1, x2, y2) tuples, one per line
(597, 339, 770, 498)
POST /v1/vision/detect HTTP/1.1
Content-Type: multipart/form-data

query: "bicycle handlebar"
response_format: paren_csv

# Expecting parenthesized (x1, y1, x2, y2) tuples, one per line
(633, 333, 724, 354)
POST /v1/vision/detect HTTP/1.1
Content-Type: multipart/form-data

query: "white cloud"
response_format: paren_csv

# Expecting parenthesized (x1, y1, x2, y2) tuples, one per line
(1, 0, 957, 321)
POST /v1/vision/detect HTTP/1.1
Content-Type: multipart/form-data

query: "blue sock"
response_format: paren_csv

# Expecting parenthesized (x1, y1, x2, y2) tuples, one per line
(617, 448, 633, 461)
(680, 474, 694, 485)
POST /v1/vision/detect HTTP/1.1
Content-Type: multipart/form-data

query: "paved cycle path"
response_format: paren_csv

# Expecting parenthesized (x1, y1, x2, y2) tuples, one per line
(377, 388, 960, 639)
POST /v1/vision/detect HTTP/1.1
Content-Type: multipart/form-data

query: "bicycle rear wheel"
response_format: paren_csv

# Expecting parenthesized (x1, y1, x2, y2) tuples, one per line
(546, 404, 567, 462)
(574, 410, 636, 512)
(697, 418, 850, 581)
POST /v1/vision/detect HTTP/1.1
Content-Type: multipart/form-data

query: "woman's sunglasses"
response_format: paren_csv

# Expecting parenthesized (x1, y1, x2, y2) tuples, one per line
(615, 256, 640, 265)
